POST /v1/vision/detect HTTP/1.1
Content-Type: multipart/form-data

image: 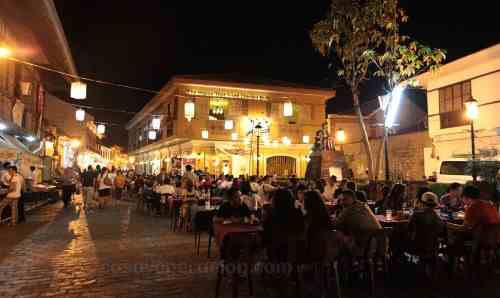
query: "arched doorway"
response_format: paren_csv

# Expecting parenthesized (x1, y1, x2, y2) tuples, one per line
(266, 156, 297, 177)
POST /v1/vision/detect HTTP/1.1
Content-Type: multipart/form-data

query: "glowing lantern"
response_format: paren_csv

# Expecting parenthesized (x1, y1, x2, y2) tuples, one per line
(148, 130, 157, 140)
(97, 124, 106, 134)
(201, 129, 209, 139)
(70, 81, 87, 100)
(184, 100, 195, 121)
(336, 128, 346, 143)
(151, 117, 161, 130)
(224, 120, 234, 130)
(283, 101, 293, 117)
(282, 136, 291, 145)
(302, 135, 310, 144)
(0, 46, 12, 58)
(231, 132, 238, 140)
(75, 109, 85, 122)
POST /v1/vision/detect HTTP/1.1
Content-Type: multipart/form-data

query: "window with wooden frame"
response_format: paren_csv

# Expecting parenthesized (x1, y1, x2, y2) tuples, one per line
(439, 81, 471, 129)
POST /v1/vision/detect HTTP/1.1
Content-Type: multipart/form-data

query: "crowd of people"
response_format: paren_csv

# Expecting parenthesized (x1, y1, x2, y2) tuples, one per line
(3, 160, 500, 270)
(102, 164, 499, 265)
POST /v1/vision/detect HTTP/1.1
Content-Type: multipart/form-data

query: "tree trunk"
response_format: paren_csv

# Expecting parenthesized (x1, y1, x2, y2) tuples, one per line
(374, 135, 385, 180)
(353, 90, 374, 180)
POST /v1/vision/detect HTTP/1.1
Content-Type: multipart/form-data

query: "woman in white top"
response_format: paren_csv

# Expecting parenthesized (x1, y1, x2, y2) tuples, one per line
(96, 167, 112, 208)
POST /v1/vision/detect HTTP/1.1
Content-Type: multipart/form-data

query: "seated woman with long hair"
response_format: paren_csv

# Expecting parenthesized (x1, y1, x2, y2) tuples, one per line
(304, 190, 332, 261)
(263, 188, 305, 263)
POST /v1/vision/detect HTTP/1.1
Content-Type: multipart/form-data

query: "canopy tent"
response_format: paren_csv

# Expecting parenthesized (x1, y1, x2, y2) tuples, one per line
(0, 132, 43, 177)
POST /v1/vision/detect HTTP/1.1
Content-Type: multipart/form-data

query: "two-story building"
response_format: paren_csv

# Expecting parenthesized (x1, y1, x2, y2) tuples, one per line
(415, 43, 500, 177)
(126, 75, 335, 177)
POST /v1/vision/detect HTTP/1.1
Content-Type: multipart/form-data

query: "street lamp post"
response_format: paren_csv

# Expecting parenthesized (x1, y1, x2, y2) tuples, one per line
(465, 97, 479, 183)
(254, 123, 262, 177)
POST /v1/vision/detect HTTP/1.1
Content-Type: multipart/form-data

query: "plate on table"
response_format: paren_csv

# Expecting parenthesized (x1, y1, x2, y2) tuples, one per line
(222, 220, 233, 225)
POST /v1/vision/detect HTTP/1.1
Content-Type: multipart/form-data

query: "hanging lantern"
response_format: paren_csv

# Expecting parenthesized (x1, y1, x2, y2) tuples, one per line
(282, 136, 291, 145)
(224, 120, 234, 130)
(231, 132, 238, 141)
(283, 101, 293, 117)
(302, 135, 310, 144)
(97, 124, 106, 134)
(151, 117, 161, 130)
(148, 130, 157, 140)
(184, 100, 195, 121)
(201, 129, 209, 139)
(71, 81, 87, 100)
(75, 109, 85, 121)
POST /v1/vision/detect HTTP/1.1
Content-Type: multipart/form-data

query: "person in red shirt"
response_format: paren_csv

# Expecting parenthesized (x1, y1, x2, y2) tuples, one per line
(462, 185, 500, 230)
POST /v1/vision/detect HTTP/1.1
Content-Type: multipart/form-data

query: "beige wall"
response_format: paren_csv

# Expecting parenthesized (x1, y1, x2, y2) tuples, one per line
(339, 131, 432, 181)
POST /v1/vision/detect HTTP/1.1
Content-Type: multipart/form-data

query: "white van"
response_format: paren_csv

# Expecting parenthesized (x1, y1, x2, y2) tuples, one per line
(437, 158, 500, 184)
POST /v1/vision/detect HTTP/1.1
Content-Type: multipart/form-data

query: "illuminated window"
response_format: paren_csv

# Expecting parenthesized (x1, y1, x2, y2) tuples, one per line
(439, 81, 471, 129)
(209, 99, 228, 120)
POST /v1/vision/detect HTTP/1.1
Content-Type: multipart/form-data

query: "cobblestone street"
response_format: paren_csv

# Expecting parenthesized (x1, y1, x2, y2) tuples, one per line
(0, 199, 498, 298)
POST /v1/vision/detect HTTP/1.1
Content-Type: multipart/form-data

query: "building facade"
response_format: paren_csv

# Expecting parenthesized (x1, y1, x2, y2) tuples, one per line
(0, 1, 104, 178)
(415, 43, 500, 177)
(327, 90, 431, 181)
(127, 75, 334, 177)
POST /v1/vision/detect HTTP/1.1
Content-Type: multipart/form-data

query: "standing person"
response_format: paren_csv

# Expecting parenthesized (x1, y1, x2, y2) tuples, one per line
(81, 165, 96, 210)
(1, 166, 23, 226)
(114, 170, 126, 200)
(96, 167, 112, 208)
(182, 164, 199, 187)
(62, 167, 76, 208)
(25, 166, 37, 192)
(384, 183, 407, 211)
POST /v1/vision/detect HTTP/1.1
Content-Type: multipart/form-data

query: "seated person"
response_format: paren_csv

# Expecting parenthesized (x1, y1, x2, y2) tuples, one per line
(332, 190, 382, 255)
(463, 185, 500, 230)
(440, 182, 464, 211)
(213, 188, 252, 224)
(263, 188, 305, 263)
(408, 192, 444, 253)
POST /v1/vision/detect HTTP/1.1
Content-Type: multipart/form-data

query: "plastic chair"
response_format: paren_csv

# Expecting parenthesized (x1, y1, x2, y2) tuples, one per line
(193, 209, 217, 256)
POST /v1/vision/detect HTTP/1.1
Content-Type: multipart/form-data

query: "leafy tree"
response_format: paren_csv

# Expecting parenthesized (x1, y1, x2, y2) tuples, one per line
(311, 0, 445, 180)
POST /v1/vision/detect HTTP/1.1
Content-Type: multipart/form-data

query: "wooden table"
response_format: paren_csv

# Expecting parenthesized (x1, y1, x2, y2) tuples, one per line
(213, 222, 263, 246)
(375, 214, 410, 225)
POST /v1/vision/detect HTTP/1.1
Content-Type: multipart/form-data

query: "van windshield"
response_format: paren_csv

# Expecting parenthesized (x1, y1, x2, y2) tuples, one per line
(440, 160, 500, 175)
(440, 161, 469, 175)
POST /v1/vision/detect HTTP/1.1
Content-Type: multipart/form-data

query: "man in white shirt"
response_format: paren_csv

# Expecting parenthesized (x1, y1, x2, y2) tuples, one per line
(0, 166, 22, 226)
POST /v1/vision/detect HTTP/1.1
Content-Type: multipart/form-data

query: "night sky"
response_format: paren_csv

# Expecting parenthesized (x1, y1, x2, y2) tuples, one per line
(54, 0, 499, 149)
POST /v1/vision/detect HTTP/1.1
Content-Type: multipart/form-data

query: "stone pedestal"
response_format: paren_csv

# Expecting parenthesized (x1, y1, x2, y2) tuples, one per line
(305, 151, 347, 181)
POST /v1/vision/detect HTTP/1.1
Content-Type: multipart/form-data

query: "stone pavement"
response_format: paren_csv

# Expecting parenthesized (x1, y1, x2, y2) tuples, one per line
(0, 198, 498, 298)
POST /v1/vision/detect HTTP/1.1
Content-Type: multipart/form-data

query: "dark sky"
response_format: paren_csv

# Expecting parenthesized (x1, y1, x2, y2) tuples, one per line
(54, 0, 499, 149)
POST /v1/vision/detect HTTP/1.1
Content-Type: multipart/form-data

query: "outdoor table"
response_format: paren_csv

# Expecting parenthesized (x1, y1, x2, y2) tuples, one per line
(324, 202, 340, 214)
(375, 214, 410, 225)
(213, 222, 263, 247)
